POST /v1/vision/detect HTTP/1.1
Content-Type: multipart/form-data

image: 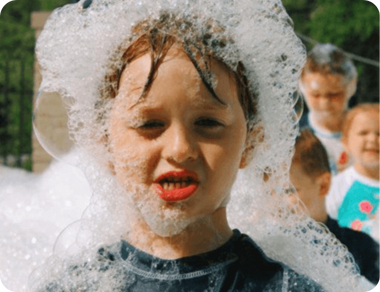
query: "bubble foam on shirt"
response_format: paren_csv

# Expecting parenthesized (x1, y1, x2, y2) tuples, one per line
(26, 0, 366, 291)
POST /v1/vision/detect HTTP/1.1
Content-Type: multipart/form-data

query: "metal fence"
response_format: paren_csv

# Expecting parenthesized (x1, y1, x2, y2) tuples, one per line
(0, 56, 34, 170)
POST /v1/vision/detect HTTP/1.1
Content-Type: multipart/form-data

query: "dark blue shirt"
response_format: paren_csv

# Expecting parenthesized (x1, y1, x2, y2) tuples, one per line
(325, 216, 379, 285)
(39, 230, 326, 292)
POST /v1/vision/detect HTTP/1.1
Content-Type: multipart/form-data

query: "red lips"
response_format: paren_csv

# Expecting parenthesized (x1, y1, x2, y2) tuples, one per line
(154, 170, 199, 202)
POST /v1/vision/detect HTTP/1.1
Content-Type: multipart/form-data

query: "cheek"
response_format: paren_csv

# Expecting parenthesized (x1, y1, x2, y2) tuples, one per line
(111, 136, 159, 185)
(347, 136, 361, 154)
(311, 98, 321, 107)
(201, 136, 244, 185)
(305, 95, 319, 107)
(331, 97, 348, 108)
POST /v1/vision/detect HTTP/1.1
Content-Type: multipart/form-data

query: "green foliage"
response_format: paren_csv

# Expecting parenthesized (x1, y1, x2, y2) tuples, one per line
(0, 0, 72, 170)
(309, 0, 379, 45)
(39, 0, 74, 11)
(283, 0, 379, 103)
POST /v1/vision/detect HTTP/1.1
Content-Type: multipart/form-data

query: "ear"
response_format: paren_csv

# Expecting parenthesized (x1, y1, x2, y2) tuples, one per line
(239, 145, 252, 169)
(298, 78, 306, 96)
(99, 134, 116, 176)
(346, 78, 357, 100)
(239, 124, 264, 169)
(342, 137, 350, 153)
(318, 172, 331, 198)
(108, 160, 116, 176)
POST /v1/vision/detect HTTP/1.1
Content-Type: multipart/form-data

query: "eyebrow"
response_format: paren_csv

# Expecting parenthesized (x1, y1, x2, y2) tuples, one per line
(128, 96, 229, 113)
(128, 79, 229, 111)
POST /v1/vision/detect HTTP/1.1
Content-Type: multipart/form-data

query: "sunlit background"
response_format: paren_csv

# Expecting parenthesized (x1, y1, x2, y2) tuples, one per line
(0, 0, 378, 171)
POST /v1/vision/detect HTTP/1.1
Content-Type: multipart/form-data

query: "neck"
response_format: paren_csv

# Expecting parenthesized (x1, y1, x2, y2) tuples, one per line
(125, 208, 233, 259)
(317, 210, 329, 225)
(310, 111, 346, 133)
(312, 201, 329, 224)
(354, 164, 380, 181)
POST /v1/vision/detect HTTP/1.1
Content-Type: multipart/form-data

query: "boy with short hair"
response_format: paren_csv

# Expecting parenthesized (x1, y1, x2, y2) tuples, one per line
(290, 129, 379, 285)
(299, 43, 357, 174)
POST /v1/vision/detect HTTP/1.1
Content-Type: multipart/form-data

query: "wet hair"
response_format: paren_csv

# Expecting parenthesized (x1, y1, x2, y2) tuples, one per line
(342, 103, 380, 142)
(103, 12, 256, 127)
(301, 43, 357, 83)
(292, 129, 330, 178)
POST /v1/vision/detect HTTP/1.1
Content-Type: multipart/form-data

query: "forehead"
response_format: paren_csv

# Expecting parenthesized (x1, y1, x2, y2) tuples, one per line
(351, 111, 379, 129)
(302, 72, 345, 90)
(117, 47, 238, 109)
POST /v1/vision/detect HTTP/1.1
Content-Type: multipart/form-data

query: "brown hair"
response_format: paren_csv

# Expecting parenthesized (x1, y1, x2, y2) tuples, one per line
(301, 43, 357, 82)
(292, 129, 330, 178)
(342, 103, 380, 142)
(102, 12, 256, 126)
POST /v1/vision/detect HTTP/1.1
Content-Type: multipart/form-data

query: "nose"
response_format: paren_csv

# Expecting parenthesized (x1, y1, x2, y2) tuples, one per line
(319, 95, 331, 107)
(162, 123, 198, 164)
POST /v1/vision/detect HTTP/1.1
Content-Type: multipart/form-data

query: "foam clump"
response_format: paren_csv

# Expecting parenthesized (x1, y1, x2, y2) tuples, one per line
(0, 151, 91, 292)
(25, 0, 369, 291)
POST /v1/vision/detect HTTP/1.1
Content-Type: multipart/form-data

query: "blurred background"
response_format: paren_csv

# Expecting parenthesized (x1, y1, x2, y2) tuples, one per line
(0, 0, 378, 172)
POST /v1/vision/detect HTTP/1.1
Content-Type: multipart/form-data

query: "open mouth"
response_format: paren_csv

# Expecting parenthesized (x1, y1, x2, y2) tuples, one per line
(159, 177, 195, 191)
(364, 149, 379, 154)
(154, 171, 199, 202)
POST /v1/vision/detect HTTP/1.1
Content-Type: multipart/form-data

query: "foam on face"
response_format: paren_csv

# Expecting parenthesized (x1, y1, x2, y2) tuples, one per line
(27, 0, 367, 291)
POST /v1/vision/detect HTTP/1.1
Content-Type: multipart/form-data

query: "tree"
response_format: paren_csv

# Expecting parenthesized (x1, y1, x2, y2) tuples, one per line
(283, 0, 379, 103)
(0, 0, 72, 169)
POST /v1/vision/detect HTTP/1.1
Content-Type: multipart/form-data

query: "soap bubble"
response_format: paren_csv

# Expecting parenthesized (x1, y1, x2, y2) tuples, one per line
(33, 90, 74, 163)
(292, 92, 304, 124)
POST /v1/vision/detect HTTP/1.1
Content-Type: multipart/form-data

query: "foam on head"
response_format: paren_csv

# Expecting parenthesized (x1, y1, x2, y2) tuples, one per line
(30, 1, 366, 291)
(301, 43, 357, 83)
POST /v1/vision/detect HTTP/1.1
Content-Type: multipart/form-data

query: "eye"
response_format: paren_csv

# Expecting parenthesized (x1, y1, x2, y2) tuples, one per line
(134, 120, 166, 139)
(138, 120, 165, 129)
(328, 93, 342, 99)
(195, 118, 224, 128)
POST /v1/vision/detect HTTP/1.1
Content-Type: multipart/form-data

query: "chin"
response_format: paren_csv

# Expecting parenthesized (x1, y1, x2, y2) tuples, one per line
(316, 110, 336, 117)
(134, 196, 197, 238)
(144, 212, 196, 237)
(362, 161, 380, 168)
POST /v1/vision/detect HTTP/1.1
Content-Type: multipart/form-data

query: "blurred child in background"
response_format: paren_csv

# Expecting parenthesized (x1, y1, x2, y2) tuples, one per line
(326, 103, 379, 241)
(299, 43, 357, 174)
(290, 128, 379, 285)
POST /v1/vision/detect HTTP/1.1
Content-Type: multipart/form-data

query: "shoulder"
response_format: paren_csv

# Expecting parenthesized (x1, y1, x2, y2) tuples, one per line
(327, 217, 377, 246)
(232, 232, 327, 292)
(326, 218, 380, 284)
(334, 166, 354, 184)
(328, 167, 355, 196)
(33, 243, 124, 292)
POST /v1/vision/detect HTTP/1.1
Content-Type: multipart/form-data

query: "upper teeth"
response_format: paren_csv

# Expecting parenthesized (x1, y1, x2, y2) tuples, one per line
(162, 181, 190, 190)
(162, 177, 192, 183)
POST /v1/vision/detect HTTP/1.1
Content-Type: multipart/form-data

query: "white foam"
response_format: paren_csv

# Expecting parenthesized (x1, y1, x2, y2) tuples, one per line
(0, 151, 91, 292)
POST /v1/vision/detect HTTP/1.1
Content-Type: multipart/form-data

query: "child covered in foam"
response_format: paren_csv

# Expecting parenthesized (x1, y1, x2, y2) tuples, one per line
(299, 44, 358, 175)
(326, 103, 380, 241)
(27, 1, 366, 291)
(290, 129, 379, 285)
